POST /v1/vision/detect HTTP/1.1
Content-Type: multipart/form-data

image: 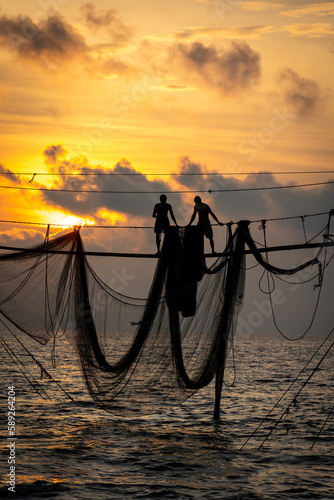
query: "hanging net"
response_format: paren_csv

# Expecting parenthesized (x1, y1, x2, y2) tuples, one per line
(0, 221, 322, 417)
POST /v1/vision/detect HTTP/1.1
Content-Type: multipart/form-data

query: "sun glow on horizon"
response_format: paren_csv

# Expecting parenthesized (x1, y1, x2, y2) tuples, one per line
(62, 216, 86, 229)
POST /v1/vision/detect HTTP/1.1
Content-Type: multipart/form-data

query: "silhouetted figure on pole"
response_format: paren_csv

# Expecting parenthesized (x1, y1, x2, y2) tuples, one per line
(153, 194, 178, 254)
(188, 196, 224, 254)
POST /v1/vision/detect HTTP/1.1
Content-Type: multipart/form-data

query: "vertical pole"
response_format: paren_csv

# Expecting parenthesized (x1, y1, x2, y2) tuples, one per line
(213, 221, 248, 421)
(213, 258, 232, 421)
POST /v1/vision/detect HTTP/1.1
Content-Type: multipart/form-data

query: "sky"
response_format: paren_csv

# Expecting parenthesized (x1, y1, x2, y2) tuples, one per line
(0, 0, 334, 333)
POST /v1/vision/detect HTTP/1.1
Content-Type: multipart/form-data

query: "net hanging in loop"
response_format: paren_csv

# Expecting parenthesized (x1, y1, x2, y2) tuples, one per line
(0, 221, 329, 419)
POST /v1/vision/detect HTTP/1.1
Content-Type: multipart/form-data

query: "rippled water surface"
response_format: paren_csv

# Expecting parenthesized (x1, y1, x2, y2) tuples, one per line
(0, 333, 333, 499)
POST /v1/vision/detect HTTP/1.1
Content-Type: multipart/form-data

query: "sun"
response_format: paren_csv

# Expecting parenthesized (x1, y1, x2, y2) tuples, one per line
(62, 216, 85, 229)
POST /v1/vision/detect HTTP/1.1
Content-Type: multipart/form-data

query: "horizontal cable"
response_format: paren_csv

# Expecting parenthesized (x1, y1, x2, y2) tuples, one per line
(0, 180, 334, 194)
(2, 170, 334, 177)
(0, 210, 331, 229)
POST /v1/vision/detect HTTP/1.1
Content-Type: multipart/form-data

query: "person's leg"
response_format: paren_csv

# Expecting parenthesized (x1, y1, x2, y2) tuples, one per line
(156, 233, 161, 252)
(205, 225, 215, 254)
(209, 237, 215, 254)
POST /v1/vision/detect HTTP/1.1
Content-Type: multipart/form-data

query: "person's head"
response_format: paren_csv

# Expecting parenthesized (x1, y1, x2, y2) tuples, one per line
(194, 196, 201, 204)
(160, 194, 167, 203)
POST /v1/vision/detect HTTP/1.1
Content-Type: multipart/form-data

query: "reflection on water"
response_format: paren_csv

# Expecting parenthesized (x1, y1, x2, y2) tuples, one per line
(0, 333, 333, 499)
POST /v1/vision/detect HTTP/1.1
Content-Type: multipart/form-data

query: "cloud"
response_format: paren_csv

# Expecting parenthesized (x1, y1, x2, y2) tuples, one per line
(43, 144, 67, 164)
(174, 25, 274, 40)
(2, 147, 333, 252)
(172, 159, 334, 241)
(1, 149, 334, 283)
(0, 163, 21, 185)
(280, 2, 334, 18)
(0, 13, 88, 64)
(38, 147, 334, 235)
(174, 160, 279, 220)
(277, 67, 325, 116)
(242, 1, 284, 11)
(170, 41, 261, 94)
(193, 0, 284, 13)
(0, 11, 133, 77)
(282, 22, 334, 37)
(40, 146, 177, 221)
(174, 156, 210, 190)
(0, 227, 44, 246)
(80, 3, 133, 47)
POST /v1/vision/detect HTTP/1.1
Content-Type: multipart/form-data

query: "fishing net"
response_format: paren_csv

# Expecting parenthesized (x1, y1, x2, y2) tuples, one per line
(0, 222, 320, 417)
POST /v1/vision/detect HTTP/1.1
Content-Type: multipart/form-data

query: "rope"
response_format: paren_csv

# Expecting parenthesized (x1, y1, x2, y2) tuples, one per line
(301, 216, 308, 244)
(269, 216, 334, 287)
(2, 170, 334, 177)
(1, 180, 334, 194)
(254, 214, 334, 341)
(0, 317, 75, 402)
(240, 329, 334, 450)
(257, 338, 334, 450)
(265, 265, 323, 341)
(0, 335, 50, 400)
(0, 210, 332, 229)
(310, 405, 334, 450)
(258, 219, 275, 295)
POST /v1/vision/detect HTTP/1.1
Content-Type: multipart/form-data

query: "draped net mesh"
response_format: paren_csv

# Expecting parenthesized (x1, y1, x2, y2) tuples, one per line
(0, 222, 319, 416)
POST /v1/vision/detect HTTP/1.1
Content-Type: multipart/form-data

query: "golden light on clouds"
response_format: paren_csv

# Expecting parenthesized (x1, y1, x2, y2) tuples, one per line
(242, 1, 285, 11)
(96, 209, 127, 225)
(282, 22, 334, 37)
(280, 2, 334, 18)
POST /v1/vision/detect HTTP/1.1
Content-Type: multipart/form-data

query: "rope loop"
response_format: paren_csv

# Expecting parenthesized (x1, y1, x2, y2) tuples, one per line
(313, 260, 323, 290)
(259, 219, 266, 231)
(300, 215, 308, 243)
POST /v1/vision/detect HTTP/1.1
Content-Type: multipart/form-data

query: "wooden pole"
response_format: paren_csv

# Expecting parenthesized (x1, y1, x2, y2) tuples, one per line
(1, 240, 334, 257)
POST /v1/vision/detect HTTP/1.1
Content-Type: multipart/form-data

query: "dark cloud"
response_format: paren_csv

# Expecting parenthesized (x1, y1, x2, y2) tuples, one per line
(3, 147, 333, 249)
(173, 156, 209, 189)
(80, 3, 133, 47)
(0, 163, 21, 184)
(277, 67, 325, 116)
(173, 159, 334, 241)
(0, 164, 11, 175)
(170, 41, 261, 94)
(97, 57, 132, 77)
(173, 159, 281, 224)
(0, 227, 45, 246)
(0, 13, 88, 63)
(41, 148, 177, 220)
(175, 163, 277, 221)
(0, 11, 132, 76)
(43, 144, 67, 164)
(40, 149, 283, 228)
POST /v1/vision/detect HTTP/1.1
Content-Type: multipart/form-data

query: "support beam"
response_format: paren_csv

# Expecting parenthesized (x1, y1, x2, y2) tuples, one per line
(0, 240, 333, 258)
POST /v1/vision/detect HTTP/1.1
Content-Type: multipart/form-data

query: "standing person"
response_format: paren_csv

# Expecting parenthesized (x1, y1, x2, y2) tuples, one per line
(152, 194, 178, 254)
(188, 196, 224, 254)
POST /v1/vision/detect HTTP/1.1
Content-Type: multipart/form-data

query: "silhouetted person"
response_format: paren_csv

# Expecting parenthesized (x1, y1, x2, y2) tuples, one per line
(153, 194, 178, 254)
(188, 196, 223, 253)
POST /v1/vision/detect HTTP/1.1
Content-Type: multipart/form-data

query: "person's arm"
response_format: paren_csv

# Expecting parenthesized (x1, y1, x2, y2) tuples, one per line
(188, 208, 196, 226)
(152, 204, 158, 218)
(209, 207, 224, 225)
(169, 206, 178, 226)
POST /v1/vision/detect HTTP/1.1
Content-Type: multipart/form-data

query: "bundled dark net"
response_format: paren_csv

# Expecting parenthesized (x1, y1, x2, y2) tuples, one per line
(0, 222, 319, 417)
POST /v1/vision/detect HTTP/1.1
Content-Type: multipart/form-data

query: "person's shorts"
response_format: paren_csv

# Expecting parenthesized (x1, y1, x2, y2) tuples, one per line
(198, 222, 213, 239)
(154, 217, 170, 234)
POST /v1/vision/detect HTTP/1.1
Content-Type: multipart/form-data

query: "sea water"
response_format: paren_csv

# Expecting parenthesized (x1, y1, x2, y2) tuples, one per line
(0, 333, 333, 500)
